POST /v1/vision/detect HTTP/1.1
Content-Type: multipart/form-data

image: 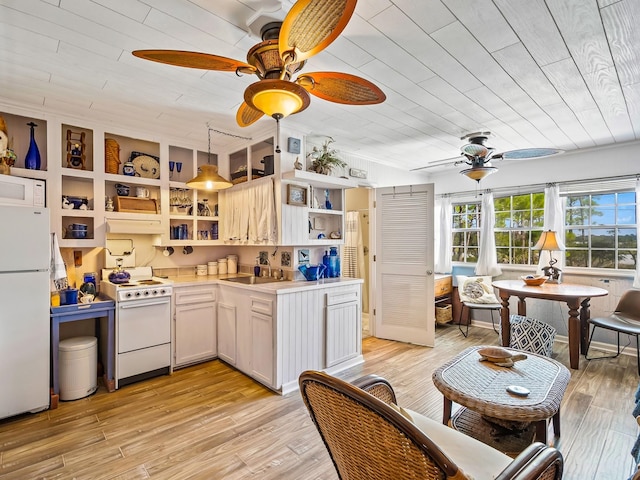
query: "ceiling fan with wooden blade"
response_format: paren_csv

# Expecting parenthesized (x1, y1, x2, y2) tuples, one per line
(132, 0, 385, 131)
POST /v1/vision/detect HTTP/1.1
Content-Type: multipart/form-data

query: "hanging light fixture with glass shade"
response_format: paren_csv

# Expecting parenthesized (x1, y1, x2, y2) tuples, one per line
(186, 128, 233, 191)
(533, 230, 566, 283)
(459, 133, 498, 183)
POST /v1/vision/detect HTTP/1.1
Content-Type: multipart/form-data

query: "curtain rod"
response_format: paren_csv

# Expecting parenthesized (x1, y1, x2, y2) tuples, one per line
(437, 173, 639, 199)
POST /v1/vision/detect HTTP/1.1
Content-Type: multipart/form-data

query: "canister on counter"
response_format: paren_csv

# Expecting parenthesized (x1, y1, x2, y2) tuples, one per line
(207, 261, 218, 276)
(227, 254, 238, 274)
(218, 258, 228, 275)
(196, 264, 207, 276)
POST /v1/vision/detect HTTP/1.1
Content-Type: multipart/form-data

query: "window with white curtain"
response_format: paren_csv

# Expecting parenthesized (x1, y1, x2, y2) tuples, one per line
(494, 192, 545, 265)
(452, 202, 480, 262)
(450, 179, 637, 271)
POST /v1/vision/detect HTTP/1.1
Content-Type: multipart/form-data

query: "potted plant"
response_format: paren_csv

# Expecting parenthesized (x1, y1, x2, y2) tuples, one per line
(308, 137, 347, 175)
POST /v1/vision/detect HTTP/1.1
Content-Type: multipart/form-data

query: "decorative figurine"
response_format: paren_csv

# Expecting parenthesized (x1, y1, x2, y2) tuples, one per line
(0, 115, 14, 175)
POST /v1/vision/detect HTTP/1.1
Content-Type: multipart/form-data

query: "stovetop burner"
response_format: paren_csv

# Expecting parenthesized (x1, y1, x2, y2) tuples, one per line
(117, 280, 165, 287)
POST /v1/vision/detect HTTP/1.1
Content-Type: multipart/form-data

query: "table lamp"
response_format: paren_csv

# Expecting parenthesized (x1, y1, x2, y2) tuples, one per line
(533, 230, 565, 283)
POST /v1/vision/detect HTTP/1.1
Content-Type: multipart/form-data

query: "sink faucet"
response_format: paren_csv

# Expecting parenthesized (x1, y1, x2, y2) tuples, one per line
(265, 257, 271, 278)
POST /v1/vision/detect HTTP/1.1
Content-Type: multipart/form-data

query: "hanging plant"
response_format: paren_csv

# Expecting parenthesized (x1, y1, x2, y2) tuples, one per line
(308, 137, 347, 175)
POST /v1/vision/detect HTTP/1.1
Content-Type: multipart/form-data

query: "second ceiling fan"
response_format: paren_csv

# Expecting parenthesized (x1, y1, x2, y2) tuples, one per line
(132, 0, 386, 128)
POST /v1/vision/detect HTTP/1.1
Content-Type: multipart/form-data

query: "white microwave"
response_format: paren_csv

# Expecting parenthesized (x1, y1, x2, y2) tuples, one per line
(0, 175, 46, 207)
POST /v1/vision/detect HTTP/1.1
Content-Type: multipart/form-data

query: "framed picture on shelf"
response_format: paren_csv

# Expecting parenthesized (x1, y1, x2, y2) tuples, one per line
(287, 184, 307, 206)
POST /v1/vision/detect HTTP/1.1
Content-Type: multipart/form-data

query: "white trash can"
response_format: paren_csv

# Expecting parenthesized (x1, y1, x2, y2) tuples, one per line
(59, 336, 98, 401)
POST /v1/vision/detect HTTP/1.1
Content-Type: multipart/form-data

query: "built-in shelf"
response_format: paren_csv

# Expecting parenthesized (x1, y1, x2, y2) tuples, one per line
(282, 170, 357, 189)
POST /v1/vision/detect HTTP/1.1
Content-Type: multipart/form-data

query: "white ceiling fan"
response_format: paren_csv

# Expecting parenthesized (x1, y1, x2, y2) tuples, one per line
(412, 132, 564, 182)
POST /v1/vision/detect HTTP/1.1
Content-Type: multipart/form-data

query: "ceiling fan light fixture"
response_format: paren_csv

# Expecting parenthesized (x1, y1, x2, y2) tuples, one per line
(460, 166, 498, 182)
(186, 165, 232, 191)
(245, 79, 310, 119)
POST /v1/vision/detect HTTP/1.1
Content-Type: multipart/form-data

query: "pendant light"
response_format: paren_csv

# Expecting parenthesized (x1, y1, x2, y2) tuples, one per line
(186, 128, 233, 191)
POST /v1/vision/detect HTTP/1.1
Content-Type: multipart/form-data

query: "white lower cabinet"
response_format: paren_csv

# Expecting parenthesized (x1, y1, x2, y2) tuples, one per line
(325, 289, 361, 368)
(217, 286, 276, 389)
(217, 281, 363, 394)
(217, 301, 237, 366)
(173, 285, 217, 369)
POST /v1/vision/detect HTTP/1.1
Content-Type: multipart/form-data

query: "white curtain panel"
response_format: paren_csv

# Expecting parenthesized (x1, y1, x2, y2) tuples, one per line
(537, 184, 566, 274)
(435, 196, 452, 273)
(634, 178, 640, 288)
(475, 191, 502, 277)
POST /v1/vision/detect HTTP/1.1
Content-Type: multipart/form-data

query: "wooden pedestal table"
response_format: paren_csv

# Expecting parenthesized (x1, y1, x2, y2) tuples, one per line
(432, 346, 570, 456)
(492, 280, 608, 369)
(50, 299, 115, 408)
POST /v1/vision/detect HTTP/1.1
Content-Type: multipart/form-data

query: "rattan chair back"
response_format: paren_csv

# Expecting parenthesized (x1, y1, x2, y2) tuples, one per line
(300, 371, 463, 480)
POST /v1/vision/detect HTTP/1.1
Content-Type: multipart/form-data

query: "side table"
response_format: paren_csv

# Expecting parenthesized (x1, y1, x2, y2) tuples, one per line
(432, 346, 570, 454)
(50, 299, 115, 407)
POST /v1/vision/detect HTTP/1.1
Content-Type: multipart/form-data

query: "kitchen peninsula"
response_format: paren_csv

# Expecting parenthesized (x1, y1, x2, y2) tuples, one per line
(170, 274, 363, 395)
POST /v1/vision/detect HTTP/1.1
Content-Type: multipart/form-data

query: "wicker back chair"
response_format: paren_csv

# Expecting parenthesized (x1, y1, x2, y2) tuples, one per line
(299, 370, 563, 480)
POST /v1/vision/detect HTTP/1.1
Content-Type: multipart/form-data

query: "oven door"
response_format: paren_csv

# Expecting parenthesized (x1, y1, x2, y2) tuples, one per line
(117, 297, 171, 353)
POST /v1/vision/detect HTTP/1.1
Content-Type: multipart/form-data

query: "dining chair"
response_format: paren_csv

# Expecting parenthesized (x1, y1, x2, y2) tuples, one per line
(299, 370, 564, 480)
(586, 289, 640, 374)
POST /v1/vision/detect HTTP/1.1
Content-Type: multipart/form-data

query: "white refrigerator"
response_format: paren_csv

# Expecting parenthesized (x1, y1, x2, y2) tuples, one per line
(0, 205, 51, 419)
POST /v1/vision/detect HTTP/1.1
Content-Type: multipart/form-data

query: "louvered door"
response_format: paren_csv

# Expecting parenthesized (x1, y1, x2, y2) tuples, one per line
(374, 185, 435, 346)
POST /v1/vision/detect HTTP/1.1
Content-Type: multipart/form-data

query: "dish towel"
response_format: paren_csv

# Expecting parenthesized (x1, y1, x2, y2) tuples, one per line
(50, 232, 67, 288)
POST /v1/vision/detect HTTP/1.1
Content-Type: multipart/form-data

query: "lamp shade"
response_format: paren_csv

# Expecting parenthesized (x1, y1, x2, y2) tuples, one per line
(186, 165, 232, 191)
(533, 230, 566, 251)
(245, 79, 310, 118)
(460, 166, 497, 182)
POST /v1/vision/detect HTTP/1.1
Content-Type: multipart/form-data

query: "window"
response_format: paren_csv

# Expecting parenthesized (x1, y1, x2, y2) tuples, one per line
(564, 190, 637, 269)
(451, 183, 637, 271)
(452, 202, 479, 262)
(494, 193, 545, 265)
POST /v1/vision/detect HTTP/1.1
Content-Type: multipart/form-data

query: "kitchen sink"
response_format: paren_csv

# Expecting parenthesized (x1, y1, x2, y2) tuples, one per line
(222, 276, 290, 285)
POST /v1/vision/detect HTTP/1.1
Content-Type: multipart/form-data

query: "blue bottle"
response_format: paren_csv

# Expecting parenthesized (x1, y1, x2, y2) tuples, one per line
(329, 246, 340, 278)
(24, 122, 41, 170)
(322, 250, 330, 278)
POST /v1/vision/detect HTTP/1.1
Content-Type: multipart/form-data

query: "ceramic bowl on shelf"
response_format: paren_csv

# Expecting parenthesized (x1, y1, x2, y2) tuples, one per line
(520, 275, 548, 286)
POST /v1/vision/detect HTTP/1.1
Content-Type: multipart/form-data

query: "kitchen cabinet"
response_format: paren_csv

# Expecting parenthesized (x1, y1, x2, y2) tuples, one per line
(1, 106, 229, 247)
(173, 285, 217, 368)
(217, 284, 276, 388)
(325, 288, 361, 367)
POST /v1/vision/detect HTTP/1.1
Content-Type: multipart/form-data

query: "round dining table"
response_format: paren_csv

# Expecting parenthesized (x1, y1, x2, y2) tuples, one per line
(492, 280, 608, 369)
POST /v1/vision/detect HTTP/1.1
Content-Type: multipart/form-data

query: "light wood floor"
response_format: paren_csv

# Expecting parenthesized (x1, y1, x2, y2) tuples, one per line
(0, 325, 637, 480)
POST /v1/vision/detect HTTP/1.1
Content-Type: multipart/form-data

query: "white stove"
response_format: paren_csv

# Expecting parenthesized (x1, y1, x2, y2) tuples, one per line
(101, 267, 172, 302)
(101, 267, 173, 388)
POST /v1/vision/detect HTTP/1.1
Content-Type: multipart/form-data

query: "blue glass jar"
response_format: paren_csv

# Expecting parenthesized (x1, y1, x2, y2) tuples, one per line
(329, 247, 340, 278)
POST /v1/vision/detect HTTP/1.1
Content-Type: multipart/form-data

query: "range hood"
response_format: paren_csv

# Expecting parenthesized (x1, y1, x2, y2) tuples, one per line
(106, 218, 164, 235)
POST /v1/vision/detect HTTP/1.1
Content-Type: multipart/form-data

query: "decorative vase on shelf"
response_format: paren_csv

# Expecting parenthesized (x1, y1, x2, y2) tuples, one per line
(325, 189, 332, 210)
(24, 122, 41, 170)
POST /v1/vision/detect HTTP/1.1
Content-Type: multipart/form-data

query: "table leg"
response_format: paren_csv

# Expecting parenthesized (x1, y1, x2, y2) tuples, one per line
(580, 298, 591, 354)
(499, 294, 511, 347)
(442, 397, 452, 425)
(517, 296, 527, 316)
(535, 420, 548, 444)
(567, 298, 581, 369)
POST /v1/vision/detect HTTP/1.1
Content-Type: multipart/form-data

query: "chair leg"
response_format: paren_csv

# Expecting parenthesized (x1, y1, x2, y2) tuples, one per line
(636, 334, 640, 376)
(458, 304, 469, 337)
(585, 325, 623, 362)
(489, 309, 499, 334)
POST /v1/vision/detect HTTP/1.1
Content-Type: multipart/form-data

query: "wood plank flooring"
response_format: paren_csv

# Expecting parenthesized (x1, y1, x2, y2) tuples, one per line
(0, 325, 637, 480)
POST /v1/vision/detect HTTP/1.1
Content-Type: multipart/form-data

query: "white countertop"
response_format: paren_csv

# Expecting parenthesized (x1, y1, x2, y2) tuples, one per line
(167, 273, 363, 294)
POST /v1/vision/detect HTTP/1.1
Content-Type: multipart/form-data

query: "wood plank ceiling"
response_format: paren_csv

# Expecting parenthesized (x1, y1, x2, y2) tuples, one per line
(0, 0, 638, 172)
